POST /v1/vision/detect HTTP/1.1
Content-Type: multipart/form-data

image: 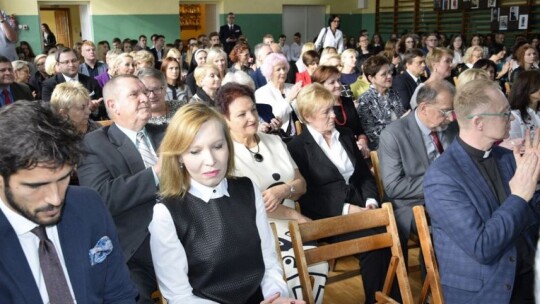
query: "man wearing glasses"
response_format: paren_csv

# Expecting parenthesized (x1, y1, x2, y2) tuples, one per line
(378, 81, 457, 264)
(41, 47, 105, 119)
(424, 79, 540, 303)
(78, 75, 166, 303)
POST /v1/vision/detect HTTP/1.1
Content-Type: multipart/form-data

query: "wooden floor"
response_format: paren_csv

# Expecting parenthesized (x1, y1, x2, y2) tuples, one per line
(324, 248, 422, 303)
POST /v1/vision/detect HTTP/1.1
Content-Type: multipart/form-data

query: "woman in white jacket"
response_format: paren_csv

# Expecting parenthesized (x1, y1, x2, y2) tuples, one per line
(314, 15, 344, 54)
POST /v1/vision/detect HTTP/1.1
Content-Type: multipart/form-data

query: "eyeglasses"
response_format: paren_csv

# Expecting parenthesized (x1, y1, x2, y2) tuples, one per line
(466, 110, 512, 121)
(145, 87, 163, 96)
(59, 59, 79, 65)
(430, 105, 454, 117)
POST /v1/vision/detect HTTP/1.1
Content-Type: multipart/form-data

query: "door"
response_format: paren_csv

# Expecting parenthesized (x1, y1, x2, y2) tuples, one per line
(282, 5, 326, 44)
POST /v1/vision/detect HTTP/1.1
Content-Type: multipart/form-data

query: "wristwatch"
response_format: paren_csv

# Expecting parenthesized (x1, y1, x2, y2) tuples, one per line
(288, 184, 296, 199)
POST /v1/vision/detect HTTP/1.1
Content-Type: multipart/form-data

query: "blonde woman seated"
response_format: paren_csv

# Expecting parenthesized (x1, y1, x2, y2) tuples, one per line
(189, 64, 221, 106)
(207, 48, 228, 79)
(50, 81, 100, 134)
(95, 51, 134, 88)
(216, 83, 328, 303)
(133, 50, 155, 73)
(149, 103, 302, 304)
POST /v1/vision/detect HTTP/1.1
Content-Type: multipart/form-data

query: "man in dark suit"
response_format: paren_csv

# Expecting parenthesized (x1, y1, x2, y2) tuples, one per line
(0, 55, 33, 106)
(425, 79, 540, 303)
(392, 48, 426, 110)
(219, 12, 242, 54)
(41, 47, 106, 120)
(378, 81, 457, 262)
(0, 101, 137, 303)
(78, 75, 165, 304)
(251, 43, 273, 89)
(150, 35, 165, 69)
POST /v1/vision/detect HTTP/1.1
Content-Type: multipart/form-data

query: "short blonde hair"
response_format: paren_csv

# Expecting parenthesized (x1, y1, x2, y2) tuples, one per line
(319, 53, 341, 67)
(45, 53, 57, 76)
(105, 49, 122, 66)
(194, 64, 220, 87)
(159, 103, 235, 197)
(133, 50, 154, 68)
(110, 53, 134, 76)
(206, 48, 228, 66)
(50, 82, 90, 113)
(166, 48, 181, 60)
(463, 46, 483, 64)
(426, 47, 453, 70)
(457, 68, 490, 88)
(454, 79, 502, 126)
(11, 60, 29, 72)
(296, 83, 335, 122)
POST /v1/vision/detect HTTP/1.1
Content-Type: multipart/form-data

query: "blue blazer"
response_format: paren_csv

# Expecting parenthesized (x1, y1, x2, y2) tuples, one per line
(424, 140, 540, 303)
(0, 186, 137, 303)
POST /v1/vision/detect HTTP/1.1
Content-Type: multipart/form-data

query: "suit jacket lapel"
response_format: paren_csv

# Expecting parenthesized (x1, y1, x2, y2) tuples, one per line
(303, 129, 345, 179)
(57, 203, 87, 302)
(0, 212, 42, 303)
(108, 124, 146, 173)
(405, 113, 430, 169)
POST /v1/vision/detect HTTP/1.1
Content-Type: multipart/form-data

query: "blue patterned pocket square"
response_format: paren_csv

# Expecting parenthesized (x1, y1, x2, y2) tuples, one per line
(89, 236, 113, 266)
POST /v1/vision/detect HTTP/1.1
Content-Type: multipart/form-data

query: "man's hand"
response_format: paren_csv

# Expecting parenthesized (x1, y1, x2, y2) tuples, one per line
(510, 129, 540, 202)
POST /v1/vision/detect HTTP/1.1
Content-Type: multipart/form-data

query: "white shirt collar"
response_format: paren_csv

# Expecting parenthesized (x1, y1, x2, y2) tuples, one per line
(62, 74, 79, 83)
(115, 124, 145, 146)
(414, 110, 432, 136)
(0, 197, 40, 236)
(188, 178, 230, 203)
(406, 70, 419, 83)
(306, 124, 340, 148)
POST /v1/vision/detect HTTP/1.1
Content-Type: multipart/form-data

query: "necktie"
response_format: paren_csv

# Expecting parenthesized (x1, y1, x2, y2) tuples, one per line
(430, 131, 444, 154)
(416, 78, 422, 85)
(3, 89, 11, 106)
(31, 226, 73, 304)
(230, 24, 233, 31)
(137, 131, 157, 168)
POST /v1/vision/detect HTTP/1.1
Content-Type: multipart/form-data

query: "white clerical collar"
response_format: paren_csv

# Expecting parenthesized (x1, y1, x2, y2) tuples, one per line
(188, 178, 230, 203)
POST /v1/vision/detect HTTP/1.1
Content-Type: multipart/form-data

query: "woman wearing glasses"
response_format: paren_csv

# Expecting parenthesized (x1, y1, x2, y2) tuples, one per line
(314, 15, 344, 53)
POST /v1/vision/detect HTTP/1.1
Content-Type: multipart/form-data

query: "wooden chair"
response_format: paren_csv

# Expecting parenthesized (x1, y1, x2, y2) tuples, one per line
(289, 203, 414, 304)
(151, 290, 167, 304)
(370, 151, 385, 202)
(97, 119, 113, 127)
(270, 222, 286, 281)
(295, 120, 303, 135)
(504, 82, 511, 96)
(413, 206, 444, 304)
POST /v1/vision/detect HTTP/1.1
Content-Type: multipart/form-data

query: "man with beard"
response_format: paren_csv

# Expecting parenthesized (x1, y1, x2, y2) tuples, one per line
(0, 101, 137, 303)
(425, 79, 540, 303)
(378, 81, 458, 262)
(78, 75, 166, 303)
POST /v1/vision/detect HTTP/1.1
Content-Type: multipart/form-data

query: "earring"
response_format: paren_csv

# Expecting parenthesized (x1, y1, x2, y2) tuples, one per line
(180, 163, 184, 169)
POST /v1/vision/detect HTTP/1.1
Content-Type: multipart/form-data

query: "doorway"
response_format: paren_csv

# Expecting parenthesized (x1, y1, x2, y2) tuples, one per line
(282, 5, 326, 44)
(179, 3, 218, 40)
(38, 3, 90, 49)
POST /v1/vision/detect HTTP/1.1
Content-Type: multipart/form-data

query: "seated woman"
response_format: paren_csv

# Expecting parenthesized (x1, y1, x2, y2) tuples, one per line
(50, 81, 100, 134)
(509, 44, 538, 84)
(29, 54, 48, 99)
(186, 48, 208, 95)
(138, 67, 185, 125)
(133, 50, 155, 74)
(189, 64, 221, 106)
(11, 60, 36, 98)
(216, 83, 328, 303)
(95, 51, 133, 88)
(228, 43, 252, 74)
(287, 83, 393, 304)
(501, 70, 540, 149)
(357, 55, 405, 150)
(255, 53, 302, 137)
(161, 56, 191, 102)
(149, 103, 300, 304)
(295, 50, 319, 87)
(455, 45, 483, 76)
(207, 48, 228, 79)
(311, 65, 369, 158)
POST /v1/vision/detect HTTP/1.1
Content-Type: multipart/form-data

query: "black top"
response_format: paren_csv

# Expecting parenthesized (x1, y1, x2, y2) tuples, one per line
(334, 96, 365, 137)
(162, 177, 265, 304)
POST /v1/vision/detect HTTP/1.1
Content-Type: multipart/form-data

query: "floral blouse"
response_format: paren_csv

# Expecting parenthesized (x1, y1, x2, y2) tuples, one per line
(357, 85, 404, 150)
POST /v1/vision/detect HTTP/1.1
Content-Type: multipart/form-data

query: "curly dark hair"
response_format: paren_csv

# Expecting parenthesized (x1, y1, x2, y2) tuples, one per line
(0, 101, 82, 180)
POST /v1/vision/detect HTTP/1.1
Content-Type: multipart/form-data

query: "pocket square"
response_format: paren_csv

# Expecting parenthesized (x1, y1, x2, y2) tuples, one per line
(89, 236, 113, 266)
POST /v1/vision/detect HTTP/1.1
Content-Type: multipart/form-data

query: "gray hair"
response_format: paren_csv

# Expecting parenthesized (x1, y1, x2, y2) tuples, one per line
(417, 80, 456, 105)
(222, 70, 255, 90)
(136, 68, 166, 86)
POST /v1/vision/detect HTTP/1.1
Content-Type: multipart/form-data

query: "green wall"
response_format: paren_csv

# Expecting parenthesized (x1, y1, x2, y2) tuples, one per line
(92, 14, 180, 45)
(16, 15, 42, 54)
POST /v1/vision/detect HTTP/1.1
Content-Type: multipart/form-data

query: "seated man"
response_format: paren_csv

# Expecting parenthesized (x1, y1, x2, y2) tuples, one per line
(392, 48, 426, 110)
(378, 81, 458, 260)
(424, 79, 540, 303)
(0, 101, 137, 302)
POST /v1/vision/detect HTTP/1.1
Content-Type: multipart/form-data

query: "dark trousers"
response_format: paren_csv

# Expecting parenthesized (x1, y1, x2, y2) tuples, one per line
(127, 235, 157, 304)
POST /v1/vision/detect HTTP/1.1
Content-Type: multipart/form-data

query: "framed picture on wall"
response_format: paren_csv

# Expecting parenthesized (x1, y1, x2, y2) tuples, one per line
(491, 8, 499, 21)
(451, 0, 458, 10)
(471, 0, 479, 9)
(510, 6, 519, 21)
(499, 16, 508, 30)
(488, 0, 496, 7)
(519, 15, 528, 29)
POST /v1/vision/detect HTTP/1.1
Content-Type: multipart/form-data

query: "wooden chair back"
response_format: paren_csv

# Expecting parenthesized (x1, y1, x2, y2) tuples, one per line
(295, 120, 303, 135)
(270, 222, 286, 281)
(413, 206, 444, 304)
(289, 203, 413, 304)
(97, 120, 113, 127)
(370, 151, 385, 202)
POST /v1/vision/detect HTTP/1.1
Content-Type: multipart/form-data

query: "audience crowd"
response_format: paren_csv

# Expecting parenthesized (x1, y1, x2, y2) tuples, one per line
(2, 9, 540, 304)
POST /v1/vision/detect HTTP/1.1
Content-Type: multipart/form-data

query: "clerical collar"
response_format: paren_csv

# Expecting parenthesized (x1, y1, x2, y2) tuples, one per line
(457, 136, 492, 160)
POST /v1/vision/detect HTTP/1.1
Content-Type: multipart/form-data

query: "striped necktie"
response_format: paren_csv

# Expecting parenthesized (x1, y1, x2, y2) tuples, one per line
(136, 131, 157, 168)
